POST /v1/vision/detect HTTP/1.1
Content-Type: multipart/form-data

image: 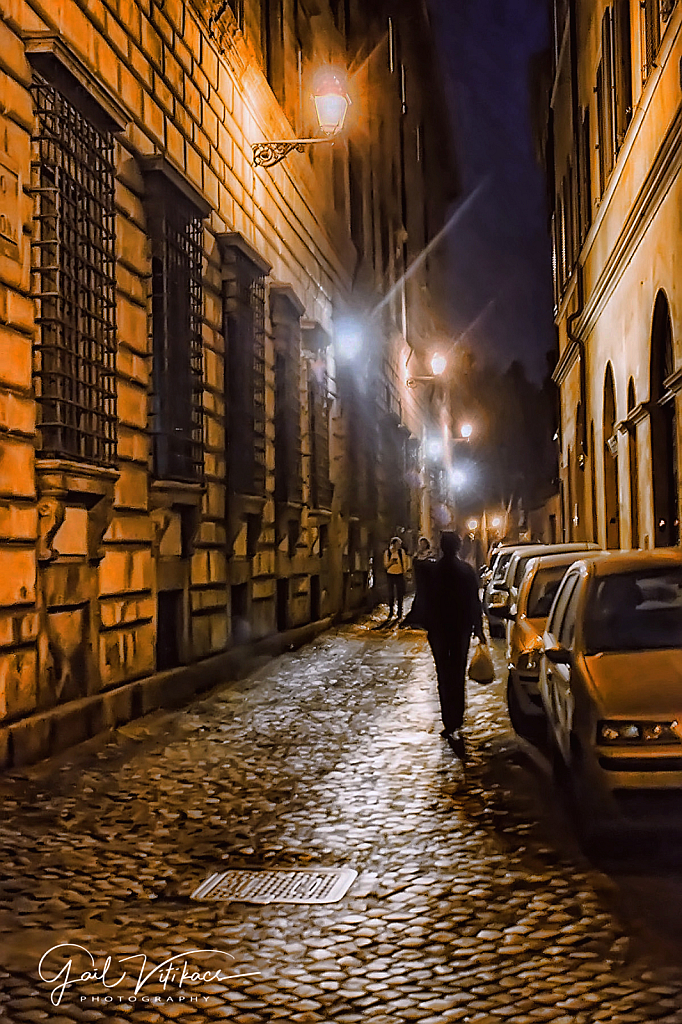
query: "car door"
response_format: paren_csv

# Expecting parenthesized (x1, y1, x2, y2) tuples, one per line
(541, 571, 580, 756)
(551, 575, 583, 762)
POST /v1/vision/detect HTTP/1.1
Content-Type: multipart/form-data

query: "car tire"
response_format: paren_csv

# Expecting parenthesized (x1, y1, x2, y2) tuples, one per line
(507, 673, 545, 746)
(564, 735, 608, 855)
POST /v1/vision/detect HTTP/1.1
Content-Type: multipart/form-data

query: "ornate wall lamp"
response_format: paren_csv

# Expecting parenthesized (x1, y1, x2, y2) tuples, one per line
(406, 352, 447, 389)
(252, 73, 350, 167)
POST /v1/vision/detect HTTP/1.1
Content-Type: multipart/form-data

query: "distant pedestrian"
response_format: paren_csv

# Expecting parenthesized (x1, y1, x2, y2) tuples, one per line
(425, 531, 485, 740)
(400, 537, 434, 628)
(383, 536, 409, 621)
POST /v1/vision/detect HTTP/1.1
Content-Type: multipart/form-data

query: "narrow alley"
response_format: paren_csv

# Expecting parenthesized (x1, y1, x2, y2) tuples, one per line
(1, 618, 682, 1024)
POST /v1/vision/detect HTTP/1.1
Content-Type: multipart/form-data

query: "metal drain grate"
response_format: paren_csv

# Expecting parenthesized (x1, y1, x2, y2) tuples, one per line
(191, 867, 357, 904)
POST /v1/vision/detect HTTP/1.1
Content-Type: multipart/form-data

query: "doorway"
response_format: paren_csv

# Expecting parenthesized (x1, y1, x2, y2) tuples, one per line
(650, 292, 678, 546)
(603, 364, 621, 549)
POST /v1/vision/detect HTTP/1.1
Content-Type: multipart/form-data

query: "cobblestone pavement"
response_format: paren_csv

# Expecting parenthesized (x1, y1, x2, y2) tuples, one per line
(2, 611, 682, 1023)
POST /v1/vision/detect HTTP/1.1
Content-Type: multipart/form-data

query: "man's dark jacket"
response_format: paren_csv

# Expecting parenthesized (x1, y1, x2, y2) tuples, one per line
(425, 554, 484, 637)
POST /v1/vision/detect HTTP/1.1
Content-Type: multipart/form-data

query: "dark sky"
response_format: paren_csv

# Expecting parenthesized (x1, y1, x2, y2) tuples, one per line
(427, 0, 557, 382)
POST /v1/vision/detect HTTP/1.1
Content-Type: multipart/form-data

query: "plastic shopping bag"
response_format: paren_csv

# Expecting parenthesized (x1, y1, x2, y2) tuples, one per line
(468, 642, 495, 684)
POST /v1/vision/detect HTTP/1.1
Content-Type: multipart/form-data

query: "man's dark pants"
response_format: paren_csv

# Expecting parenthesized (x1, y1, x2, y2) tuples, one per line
(387, 575, 406, 618)
(427, 629, 470, 732)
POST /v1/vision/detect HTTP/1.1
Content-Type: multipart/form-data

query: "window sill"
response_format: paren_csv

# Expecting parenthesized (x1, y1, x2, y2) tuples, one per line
(35, 459, 119, 565)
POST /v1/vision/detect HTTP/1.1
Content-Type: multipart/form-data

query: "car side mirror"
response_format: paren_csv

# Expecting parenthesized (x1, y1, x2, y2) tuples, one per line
(544, 645, 572, 666)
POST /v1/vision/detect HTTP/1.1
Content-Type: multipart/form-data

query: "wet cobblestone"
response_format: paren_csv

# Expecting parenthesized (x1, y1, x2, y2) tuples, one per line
(1, 611, 682, 1021)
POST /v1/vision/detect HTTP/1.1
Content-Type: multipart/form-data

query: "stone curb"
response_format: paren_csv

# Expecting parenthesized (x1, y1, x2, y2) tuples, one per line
(0, 615, 336, 771)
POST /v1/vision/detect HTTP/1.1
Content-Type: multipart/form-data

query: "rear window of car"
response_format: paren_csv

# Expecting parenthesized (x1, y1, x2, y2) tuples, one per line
(584, 568, 682, 653)
(526, 566, 570, 618)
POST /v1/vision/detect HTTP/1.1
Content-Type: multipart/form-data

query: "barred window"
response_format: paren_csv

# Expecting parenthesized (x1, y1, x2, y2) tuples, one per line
(146, 174, 205, 483)
(642, 0, 660, 79)
(223, 245, 268, 496)
(31, 77, 117, 465)
(309, 368, 332, 511)
(272, 290, 302, 505)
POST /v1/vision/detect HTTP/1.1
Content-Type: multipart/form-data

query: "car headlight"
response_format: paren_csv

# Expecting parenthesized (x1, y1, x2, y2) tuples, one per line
(517, 651, 540, 673)
(597, 720, 682, 744)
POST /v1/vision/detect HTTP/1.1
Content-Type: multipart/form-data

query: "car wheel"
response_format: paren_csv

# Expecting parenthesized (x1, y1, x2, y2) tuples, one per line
(506, 673, 545, 746)
(564, 735, 609, 855)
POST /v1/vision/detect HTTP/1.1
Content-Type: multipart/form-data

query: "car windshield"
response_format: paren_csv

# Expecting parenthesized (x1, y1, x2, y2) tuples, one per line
(493, 552, 514, 580)
(527, 565, 571, 618)
(584, 568, 682, 653)
(513, 554, 535, 588)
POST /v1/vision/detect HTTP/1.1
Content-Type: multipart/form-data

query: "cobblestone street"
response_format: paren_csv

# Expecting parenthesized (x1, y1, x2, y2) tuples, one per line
(2, 613, 682, 1023)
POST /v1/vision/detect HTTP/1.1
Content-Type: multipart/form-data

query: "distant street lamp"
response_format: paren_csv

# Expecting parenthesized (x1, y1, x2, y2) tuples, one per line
(253, 72, 350, 167)
(467, 518, 479, 531)
(460, 423, 473, 439)
(407, 352, 447, 388)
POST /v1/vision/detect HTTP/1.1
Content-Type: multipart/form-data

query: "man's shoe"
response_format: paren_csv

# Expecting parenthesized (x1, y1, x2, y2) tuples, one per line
(448, 730, 467, 762)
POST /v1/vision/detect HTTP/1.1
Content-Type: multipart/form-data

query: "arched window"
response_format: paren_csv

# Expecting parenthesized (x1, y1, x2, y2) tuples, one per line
(590, 422, 599, 542)
(603, 364, 620, 548)
(650, 291, 678, 546)
(627, 378, 639, 548)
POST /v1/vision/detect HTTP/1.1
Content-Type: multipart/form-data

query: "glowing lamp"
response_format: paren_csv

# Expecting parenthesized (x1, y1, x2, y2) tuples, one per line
(467, 519, 479, 531)
(460, 423, 473, 439)
(335, 322, 362, 360)
(492, 516, 502, 528)
(314, 75, 350, 136)
(430, 353, 447, 377)
(426, 437, 444, 460)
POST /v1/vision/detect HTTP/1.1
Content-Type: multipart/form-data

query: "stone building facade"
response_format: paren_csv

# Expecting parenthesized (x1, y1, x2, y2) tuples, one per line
(546, 0, 681, 548)
(0, 0, 457, 765)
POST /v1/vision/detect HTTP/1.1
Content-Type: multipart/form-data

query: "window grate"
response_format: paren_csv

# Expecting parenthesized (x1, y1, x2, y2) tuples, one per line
(274, 320, 302, 504)
(31, 77, 117, 466)
(225, 253, 267, 496)
(309, 370, 332, 510)
(150, 197, 204, 482)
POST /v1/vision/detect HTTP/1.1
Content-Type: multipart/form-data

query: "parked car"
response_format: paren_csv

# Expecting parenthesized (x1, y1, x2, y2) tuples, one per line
(484, 543, 536, 637)
(505, 549, 605, 741)
(487, 543, 600, 638)
(539, 549, 682, 836)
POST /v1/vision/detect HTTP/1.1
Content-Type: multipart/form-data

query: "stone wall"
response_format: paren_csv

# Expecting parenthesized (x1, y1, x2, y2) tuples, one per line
(0, 0, 456, 766)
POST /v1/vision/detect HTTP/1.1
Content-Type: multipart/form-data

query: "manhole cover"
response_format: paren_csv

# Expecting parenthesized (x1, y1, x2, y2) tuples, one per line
(191, 867, 357, 904)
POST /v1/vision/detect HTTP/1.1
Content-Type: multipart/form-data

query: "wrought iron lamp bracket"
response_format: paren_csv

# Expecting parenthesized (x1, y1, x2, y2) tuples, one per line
(252, 137, 332, 167)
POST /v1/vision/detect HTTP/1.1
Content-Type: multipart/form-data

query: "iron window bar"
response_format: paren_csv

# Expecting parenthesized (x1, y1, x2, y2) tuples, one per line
(224, 252, 267, 496)
(31, 76, 117, 466)
(309, 370, 332, 510)
(148, 190, 205, 483)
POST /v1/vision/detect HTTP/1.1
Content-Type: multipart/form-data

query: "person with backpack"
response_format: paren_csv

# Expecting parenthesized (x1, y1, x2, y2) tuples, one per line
(383, 536, 409, 621)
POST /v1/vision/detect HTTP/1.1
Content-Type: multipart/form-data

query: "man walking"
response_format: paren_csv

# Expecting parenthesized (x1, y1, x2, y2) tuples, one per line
(426, 531, 485, 741)
(383, 536, 409, 621)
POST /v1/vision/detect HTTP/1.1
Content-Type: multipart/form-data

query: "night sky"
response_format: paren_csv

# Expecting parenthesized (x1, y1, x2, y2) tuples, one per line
(427, 0, 557, 383)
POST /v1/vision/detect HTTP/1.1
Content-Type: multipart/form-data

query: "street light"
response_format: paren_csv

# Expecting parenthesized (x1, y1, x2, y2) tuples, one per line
(460, 423, 473, 439)
(253, 72, 350, 167)
(467, 518, 479, 531)
(407, 352, 447, 388)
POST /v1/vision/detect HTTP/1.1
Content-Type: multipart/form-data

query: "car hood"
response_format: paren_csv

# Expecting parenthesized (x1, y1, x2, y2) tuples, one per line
(584, 649, 682, 718)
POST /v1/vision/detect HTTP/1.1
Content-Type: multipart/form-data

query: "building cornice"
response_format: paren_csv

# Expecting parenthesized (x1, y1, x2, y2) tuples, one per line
(552, 338, 581, 387)
(572, 103, 682, 341)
